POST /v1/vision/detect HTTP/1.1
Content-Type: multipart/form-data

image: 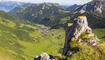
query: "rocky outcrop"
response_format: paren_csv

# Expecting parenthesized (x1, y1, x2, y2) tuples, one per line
(63, 16, 99, 56)
(34, 53, 55, 60)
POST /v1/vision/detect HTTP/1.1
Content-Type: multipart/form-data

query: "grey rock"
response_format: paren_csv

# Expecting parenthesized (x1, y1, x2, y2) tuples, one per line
(35, 53, 55, 60)
(66, 50, 75, 56)
(63, 16, 99, 56)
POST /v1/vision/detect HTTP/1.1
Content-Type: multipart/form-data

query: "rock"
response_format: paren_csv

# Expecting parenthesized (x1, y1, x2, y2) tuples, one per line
(34, 53, 55, 60)
(71, 16, 92, 40)
(66, 50, 75, 56)
(63, 16, 99, 56)
(88, 33, 94, 37)
(63, 16, 90, 55)
(78, 39, 82, 43)
(90, 39, 98, 46)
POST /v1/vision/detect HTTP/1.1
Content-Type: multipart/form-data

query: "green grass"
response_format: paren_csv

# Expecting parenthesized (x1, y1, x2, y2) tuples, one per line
(0, 16, 65, 60)
(93, 28, 105, 39)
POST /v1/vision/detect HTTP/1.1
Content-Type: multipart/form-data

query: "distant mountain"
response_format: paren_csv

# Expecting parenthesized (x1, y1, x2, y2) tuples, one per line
(70, 0, 105, 28)
(61, 5, 71, 9)
(0, 11, 16, 20)
(0, 1, 31, 12)
(73, 0, 105, 14)
(66, 4, 81, 11)
(9, 3, 32, 15)
(10, 3, 70, 28)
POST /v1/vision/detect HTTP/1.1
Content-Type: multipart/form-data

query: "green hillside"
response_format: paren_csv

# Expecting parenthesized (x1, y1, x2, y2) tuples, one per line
(0, 11, 65, 60)
(9, 3, 70, 28)
(0, 13, 105, 60)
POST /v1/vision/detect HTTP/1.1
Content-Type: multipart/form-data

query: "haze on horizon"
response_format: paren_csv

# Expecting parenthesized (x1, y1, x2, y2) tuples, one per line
(0, 0, 92, 5)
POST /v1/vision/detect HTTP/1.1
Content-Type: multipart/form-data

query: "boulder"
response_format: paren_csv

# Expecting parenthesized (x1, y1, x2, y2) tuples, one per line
(34, 53, 55, 60)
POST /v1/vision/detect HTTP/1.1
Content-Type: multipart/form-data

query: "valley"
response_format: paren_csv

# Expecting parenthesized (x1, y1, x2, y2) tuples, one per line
(0, 0, 105, 60)
(0, 11, 65, 60)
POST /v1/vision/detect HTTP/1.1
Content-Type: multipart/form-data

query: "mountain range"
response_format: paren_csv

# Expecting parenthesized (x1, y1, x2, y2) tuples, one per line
(0, 0, 105, 60)
(9, 3, 71, 28)
(0, 1, 31, 12)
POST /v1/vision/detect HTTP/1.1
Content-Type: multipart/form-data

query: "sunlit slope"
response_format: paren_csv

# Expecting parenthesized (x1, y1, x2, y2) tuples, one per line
(0, 11, 105, 60)
(0, 11, 65, 60)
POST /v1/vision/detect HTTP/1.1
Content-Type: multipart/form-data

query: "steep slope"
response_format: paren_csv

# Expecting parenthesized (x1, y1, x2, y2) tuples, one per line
(9, 3, 70, 28)
(0, 11, 65, 60)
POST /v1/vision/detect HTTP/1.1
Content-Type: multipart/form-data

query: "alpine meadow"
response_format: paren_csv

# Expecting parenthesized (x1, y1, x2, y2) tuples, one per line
(0, 0, 105, 60)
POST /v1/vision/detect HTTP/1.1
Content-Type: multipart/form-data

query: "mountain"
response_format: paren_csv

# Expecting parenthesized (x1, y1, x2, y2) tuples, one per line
(70, 0, 105, 28)
(73, 0, 105, 14)
(0, 1, 31, 12)
(9, 3, 70, 28)
(66, 4, 81, 11)
(9, 3, 32, 15)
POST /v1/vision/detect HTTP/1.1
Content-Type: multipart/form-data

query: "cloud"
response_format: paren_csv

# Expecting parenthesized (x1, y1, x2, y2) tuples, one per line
(3, 0, 92, 5)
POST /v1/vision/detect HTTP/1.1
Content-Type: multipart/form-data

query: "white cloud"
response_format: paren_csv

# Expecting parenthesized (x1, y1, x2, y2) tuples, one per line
(4, 0, 92, 5)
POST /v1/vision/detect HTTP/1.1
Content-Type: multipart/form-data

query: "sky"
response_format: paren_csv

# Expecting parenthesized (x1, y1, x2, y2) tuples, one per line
(1, 0, 92, 5)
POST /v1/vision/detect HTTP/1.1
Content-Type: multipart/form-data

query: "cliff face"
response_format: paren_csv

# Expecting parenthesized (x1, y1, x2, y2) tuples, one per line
(63, 16, 99, 56)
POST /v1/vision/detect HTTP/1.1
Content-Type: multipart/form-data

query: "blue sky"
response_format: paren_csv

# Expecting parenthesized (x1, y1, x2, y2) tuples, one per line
(2, 0, 92, 5)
